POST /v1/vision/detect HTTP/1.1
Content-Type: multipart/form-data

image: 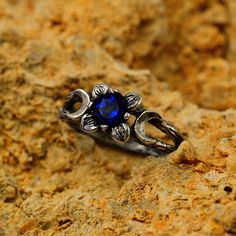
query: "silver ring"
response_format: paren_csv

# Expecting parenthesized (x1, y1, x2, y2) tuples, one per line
(59, 84, 184, 156)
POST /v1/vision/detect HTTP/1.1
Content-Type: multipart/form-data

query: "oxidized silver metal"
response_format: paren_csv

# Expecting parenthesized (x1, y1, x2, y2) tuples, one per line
(59, 84, 184, 156)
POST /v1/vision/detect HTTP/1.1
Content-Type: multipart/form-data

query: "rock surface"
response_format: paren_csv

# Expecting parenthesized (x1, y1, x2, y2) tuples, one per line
(0, 0, 236, 235)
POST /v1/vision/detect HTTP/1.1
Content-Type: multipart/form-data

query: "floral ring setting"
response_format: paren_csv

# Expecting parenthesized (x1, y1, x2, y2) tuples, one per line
(60, 84, 184, 156)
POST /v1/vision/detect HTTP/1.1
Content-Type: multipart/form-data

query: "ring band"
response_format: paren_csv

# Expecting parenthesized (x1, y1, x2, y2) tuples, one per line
(59, 84, 184, 156)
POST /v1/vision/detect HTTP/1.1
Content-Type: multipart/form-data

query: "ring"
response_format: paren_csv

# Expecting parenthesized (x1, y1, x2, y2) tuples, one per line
(59, 84, 184, 156)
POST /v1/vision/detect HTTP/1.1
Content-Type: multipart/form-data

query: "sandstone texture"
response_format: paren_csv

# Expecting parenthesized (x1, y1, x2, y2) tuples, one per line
(0, 0, 236, 235)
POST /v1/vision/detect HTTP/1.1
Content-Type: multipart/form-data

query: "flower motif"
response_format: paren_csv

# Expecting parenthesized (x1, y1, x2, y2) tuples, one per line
(80, 84, 141, 143)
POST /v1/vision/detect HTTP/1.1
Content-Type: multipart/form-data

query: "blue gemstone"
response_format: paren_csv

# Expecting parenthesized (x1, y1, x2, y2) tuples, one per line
(91, 92, 127, 127)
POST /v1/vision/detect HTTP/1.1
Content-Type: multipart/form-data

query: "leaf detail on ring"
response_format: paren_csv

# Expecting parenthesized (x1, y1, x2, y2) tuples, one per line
(111, 123, 130, 143)
(80, 114, 98, 133)
(124, 92, 141, 110)
(92, 84, 109, 99)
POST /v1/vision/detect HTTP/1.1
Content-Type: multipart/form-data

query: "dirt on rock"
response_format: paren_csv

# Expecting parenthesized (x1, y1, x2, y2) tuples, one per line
(0, 1, 236, 235)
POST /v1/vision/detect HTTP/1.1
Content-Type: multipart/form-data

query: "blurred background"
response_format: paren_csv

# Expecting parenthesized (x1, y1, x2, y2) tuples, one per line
(0, 0, 235, 110)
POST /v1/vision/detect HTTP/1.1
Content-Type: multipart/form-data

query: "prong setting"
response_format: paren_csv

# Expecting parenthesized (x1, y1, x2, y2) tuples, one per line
(124, 92, 141, 110)
(108, 88, 114, 93)
(124, 112, 131, 120)
(92, 84, 109, 99)
(101, 124, 108, 132)
(80, 113, 98, 133)
(111, 123, 130, 143)
(62, 85, 142, 144)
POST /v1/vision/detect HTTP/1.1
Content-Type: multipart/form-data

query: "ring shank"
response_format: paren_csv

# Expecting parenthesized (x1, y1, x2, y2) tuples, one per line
(64, 121, 170, 156)
(62, 114, 184, 157)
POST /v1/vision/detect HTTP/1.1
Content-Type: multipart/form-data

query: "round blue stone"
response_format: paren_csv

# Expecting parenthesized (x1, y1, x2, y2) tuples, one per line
(91, 92, 127, 127)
